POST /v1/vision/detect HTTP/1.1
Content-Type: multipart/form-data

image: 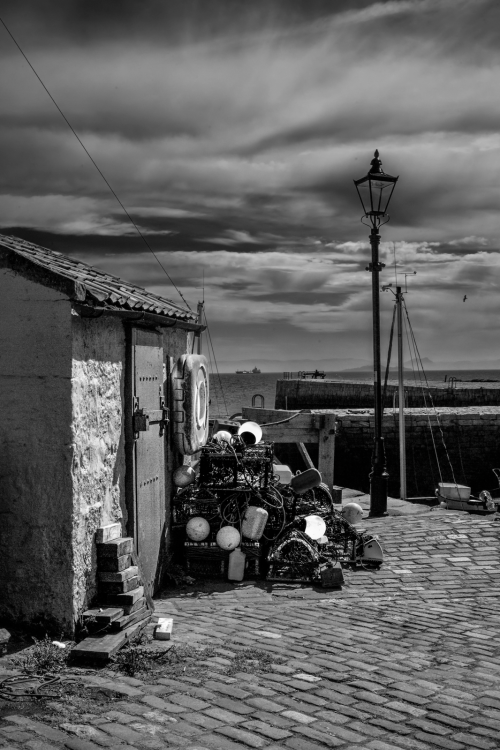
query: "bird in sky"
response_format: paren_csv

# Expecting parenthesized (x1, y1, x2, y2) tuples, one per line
(463, 295, 467, 302)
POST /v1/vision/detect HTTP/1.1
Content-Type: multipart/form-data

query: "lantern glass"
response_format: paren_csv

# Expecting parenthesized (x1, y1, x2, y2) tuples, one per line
(354, 150, 398, 221)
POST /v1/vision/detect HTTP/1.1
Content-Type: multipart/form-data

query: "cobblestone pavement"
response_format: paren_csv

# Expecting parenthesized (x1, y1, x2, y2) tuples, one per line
(1, 508, 500, 750)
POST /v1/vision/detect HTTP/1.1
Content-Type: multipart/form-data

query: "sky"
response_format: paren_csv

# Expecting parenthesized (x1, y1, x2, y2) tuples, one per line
(1, 0, 500, 371)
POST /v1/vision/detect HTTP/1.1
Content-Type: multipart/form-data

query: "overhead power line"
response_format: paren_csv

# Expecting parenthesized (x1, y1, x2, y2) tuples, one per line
(0, 15, 191, 311)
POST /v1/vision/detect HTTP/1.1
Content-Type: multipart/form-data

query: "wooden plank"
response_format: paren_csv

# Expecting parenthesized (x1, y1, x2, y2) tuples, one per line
(106, 586, 144, 607)
(98, 554, 132, 572)
(110, 606, 149, 631)
(297, 443, 315, 470)
(98, 566, 139, 583)
(71, 616, 150, 662)
(317, 414, 336, 491)
(95, 523, 122, 544)
(97, 537, 134, 558)
(123, 596, 147, 615)
(98, 577, 139, 595)
(82, 607, 124, 624)
(243, 407, 316, 431)
(260, 427, 319, 442)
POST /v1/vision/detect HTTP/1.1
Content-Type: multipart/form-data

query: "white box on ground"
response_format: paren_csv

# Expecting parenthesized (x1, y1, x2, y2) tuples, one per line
(154, 617, 173, 640)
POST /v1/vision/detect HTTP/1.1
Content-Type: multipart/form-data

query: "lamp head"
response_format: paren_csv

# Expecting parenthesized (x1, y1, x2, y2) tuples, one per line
(354, 150, 398, 228)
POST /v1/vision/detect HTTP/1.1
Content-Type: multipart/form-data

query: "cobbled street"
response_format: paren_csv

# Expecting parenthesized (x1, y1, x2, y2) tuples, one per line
(2, 508, 500, 750)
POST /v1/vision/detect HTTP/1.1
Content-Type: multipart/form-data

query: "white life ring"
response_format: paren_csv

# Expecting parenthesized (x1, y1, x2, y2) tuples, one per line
(172, 354, 209, 455)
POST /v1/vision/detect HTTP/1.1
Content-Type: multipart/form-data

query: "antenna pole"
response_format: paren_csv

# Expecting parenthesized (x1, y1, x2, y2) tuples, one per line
(396, 286, 407, 501)
(196, 301, 204, 355)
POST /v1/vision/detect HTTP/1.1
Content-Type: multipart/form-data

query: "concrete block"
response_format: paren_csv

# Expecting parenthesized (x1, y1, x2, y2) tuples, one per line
(95, 523, 122, 543)
(154, 617, 173, 641)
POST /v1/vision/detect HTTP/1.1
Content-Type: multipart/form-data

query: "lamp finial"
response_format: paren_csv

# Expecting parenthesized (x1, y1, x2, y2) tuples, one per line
(370, 150, 382, 174)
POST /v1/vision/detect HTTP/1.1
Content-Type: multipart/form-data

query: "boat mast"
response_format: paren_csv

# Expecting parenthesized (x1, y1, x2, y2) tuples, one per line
(396, 285, 406, 501)
(195, 300, 204, 354)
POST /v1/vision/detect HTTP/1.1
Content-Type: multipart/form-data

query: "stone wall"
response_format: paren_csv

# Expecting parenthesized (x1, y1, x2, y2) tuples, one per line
(333, 408, 500, 498)
(71, 314, 126, 621)
(276, 379, 500, 410)
(0, 270, 74, 631)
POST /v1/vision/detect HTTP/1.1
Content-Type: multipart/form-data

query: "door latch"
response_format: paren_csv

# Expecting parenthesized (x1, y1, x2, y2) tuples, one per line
(133, 407, 170, 435)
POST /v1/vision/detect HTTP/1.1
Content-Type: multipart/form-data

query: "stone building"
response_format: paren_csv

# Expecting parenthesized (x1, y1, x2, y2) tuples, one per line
(0, 234, 202, 632)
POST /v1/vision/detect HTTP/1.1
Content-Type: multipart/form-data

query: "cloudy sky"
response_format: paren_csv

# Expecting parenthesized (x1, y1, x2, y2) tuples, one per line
(1, 0, 500, 371)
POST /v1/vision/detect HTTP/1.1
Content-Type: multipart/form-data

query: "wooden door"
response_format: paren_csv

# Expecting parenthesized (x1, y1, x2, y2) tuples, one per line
(130, 328, 166, 598)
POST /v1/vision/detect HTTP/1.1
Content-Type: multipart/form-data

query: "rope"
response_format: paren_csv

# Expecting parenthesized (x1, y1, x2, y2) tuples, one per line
(403, 309, 443, 482)
(0, 16, 191, 311)
(0, 674, 72, 701)
(403, 299, 458, 486)
(382, 302, 397, 415)
(203, 311, 228, 417)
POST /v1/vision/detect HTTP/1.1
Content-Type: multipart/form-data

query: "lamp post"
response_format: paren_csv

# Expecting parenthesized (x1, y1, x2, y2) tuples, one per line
(354, 150, 399, 516)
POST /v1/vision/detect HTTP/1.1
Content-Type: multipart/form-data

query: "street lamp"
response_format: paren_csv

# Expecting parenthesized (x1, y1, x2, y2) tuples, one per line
(354, 150, 399, 516)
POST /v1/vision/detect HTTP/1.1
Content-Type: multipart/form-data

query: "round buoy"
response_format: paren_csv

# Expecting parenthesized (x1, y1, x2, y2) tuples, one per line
(303, 515, 327, 540)
(342, 503, 363, 525)
(213, 430, 232, 444)
(237, 421, 262, 445)
(186, 517, 210, 542)
(216, 526, 241, 550)
(173, 466, 195, 487)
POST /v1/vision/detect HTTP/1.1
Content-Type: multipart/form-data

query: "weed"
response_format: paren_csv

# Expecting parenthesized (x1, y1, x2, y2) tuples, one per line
(11, 635, 73, 675)
(224, 647, 283, 675)
(111, 636, 283, 679)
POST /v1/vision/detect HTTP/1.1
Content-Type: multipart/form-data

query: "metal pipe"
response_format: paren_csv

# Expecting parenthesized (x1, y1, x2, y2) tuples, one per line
(396, 286, 406, 501)
(369, 226, 389, 516)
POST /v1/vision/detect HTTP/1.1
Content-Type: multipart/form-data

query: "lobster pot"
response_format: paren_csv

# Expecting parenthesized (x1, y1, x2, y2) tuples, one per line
(184, 541, 261, 579)
(199, 443, 274, 488)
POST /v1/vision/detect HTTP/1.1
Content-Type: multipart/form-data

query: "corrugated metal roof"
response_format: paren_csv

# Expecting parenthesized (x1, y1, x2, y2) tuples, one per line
(0, 233, 196, 321)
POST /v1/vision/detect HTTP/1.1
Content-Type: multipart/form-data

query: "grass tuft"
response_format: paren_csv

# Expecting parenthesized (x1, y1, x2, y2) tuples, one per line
(12, 635, 73, 674)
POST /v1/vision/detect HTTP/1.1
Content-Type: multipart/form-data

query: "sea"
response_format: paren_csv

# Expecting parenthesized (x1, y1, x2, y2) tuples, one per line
(208, 369, 500, 420)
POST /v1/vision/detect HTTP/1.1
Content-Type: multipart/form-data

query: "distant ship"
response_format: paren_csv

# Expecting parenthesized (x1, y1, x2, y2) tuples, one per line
(235, 366, 261, 374)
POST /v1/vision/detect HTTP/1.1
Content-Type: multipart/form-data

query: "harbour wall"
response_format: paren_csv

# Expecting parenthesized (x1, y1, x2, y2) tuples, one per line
(242, 405, 500, 499)
(331, 408, 500, 499)
(275, 379, 500, 410)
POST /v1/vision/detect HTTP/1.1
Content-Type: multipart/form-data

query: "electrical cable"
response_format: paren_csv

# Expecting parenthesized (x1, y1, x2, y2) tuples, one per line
(0, 16, 191, 312)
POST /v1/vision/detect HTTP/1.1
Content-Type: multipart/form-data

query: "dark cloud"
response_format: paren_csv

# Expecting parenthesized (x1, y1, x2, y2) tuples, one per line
(2, 0, 500, 367)
(0, 1, 376, 45)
